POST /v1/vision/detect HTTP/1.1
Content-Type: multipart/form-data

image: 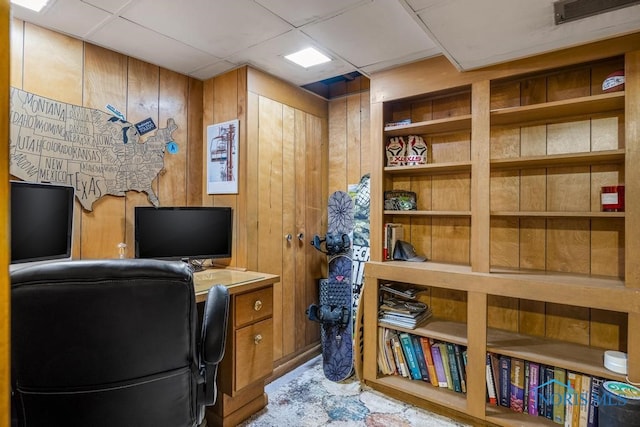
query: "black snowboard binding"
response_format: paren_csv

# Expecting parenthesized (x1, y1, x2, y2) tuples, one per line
(306, 303, 350, 326)
(310, 232, 351, 255)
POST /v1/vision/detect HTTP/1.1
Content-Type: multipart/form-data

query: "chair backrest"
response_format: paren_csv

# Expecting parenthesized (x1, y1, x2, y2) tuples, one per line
(11, 258, 219, 427)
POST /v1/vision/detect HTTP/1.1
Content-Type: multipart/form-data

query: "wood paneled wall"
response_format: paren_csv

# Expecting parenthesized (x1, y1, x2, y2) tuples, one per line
(9, 20, 204, 259)
(7, 19, 371, 374)
(1, 1, 11, 425)
(328, 80, 371, 193)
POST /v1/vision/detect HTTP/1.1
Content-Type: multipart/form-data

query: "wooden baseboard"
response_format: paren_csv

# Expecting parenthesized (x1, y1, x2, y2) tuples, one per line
(267, 344, 321, 384)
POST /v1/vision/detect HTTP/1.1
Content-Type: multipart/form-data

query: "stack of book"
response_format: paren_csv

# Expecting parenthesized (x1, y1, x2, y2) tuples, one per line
(378, 282, 431, 329)
(378, 297, 432, 329)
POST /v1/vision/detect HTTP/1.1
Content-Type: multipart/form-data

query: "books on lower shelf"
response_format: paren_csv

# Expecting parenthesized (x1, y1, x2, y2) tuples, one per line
(486, 352, 606, 426)
(377, 326, 467, 395)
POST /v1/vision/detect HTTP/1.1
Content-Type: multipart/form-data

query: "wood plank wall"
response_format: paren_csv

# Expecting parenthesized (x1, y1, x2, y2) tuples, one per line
(7, 18, 370, 374)
(328, 77, 371, 193)
(1, 1, 10, 425)
(9, 20, 204, 259)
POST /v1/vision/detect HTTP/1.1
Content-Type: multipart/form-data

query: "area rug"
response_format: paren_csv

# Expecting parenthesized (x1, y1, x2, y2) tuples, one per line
(238, 356, 471, 427)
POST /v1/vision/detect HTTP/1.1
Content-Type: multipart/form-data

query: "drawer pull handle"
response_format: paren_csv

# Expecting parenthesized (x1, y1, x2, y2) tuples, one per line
(254, 300, 263, 311)
(254, 334, 263, 345)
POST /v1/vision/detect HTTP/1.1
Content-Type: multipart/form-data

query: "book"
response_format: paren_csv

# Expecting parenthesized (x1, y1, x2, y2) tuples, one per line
(377, 327, 390, 374)
(454, 344, 467, 393)
(571, 372, 582, 427)
(541, 365, 555, 420)
(391, 335, 409, 377)
(420, 337, 439, 387)
(380, 283, 420, 300)
(378, 327, 396, 375)
(490, 353, 501, 405)
(445, 343, 462, 393)
(578, 375, 591, 427)
(399, 332, 422, 380)
(527, 361, 540, 416)
(438, 343, 454, 390)
(587, 377, 604, 427)
(499, 355, 511, 408)
(486, 353, 498, 405)
(523, 361, 530, 414)
(411, 335, 430, 382)
(430, 341, 448, 388)
(384, 223, 404, 260)
(509, 358, 525, 413)
(553, 366, 566, 424)
(566, 371, 579, 426)
(384, 330, 398, 375)
(379, 309, 432, 329)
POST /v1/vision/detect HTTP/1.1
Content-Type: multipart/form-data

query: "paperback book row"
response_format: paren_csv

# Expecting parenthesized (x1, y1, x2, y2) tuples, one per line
(378, 327, 467, 394)
(486, 352, 606, 427)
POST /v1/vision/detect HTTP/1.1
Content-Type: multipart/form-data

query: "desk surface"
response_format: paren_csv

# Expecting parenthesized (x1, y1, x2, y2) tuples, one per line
(193, 269, 279, 301)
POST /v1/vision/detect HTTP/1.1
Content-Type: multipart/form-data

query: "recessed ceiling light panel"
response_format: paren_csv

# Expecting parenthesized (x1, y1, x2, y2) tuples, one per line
(10, 0, 50, 12)
(285, 47, 331, 68)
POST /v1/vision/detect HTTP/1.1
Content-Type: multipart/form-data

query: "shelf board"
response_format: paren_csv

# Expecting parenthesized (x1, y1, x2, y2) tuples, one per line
(373, 375, 467, 413)
(378, 319, 468, 346)
(485, 405, 558, 427)
(366, 262, 635, 312)
(384, 160, 472, 175)
(490, 211, 625, 218)
(385, 210, 471, 217)
(490, 92, 624, 127)
(490, 149, 625, 170)
(487, 328, 626, 382)
(384, 114, 472, 136)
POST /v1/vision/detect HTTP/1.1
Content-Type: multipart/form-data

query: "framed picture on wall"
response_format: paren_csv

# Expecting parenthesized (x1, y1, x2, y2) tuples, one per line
(207, 119, 239, 194)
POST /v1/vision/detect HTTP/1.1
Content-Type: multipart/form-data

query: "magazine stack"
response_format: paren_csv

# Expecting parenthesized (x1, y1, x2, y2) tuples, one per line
(378, 283, 431, 329)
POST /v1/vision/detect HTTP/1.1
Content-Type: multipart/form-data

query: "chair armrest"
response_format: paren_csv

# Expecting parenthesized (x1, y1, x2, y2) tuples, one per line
(200, 284, 230, 406)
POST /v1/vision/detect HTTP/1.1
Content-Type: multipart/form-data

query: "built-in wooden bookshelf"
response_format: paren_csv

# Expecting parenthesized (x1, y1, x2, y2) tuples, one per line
(364, 33, 640, 426)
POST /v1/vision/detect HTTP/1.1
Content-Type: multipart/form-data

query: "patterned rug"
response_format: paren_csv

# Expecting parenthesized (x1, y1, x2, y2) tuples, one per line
(238, 356, 471, 427)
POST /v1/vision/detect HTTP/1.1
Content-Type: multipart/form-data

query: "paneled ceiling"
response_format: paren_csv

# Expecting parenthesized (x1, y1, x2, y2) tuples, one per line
(10, 0, 640, 89)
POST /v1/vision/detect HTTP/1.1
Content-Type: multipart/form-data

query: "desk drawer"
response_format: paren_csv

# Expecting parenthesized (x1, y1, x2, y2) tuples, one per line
(235, 287, 272, 327)
(235, 318, 273, 391)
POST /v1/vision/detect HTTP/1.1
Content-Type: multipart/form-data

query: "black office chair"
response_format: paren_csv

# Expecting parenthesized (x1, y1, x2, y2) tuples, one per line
(10, 258, 229, 427)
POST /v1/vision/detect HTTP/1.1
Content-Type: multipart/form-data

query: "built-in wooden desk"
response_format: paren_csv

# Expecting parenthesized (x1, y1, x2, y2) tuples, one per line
(193, 269, 279, 427)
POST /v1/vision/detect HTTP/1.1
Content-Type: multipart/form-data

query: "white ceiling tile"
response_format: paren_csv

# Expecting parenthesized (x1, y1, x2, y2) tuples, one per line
(88, 17, 220, 74)
(417, 0, 640, 70)
(189, 61, 239, 81)
(81, 0, 131, 14)
(360, 48, 440, 75)
(302, 0, 439, 68)
(228, 30, 356, 86)
(405, 0, 442, 13)
(119, 0, 292, 58)
(12, 0, 111, 39)
(254, 0, 370, 27)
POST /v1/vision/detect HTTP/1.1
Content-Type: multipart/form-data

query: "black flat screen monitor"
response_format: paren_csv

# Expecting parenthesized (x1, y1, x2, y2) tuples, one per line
(134, 206, 233, 262)
(10, 180, 75, 267)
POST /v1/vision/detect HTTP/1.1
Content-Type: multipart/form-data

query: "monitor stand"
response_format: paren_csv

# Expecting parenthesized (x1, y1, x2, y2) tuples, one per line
(182, 258, 205, 272)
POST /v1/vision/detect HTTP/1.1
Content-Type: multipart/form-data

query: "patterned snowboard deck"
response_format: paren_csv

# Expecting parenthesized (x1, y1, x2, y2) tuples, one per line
(320, 190, 354, 381)
(351, 174, 370, 381)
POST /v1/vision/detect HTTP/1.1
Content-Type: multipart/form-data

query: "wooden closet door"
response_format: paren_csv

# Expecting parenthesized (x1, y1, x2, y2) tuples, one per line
(256, 96, 324, 363)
